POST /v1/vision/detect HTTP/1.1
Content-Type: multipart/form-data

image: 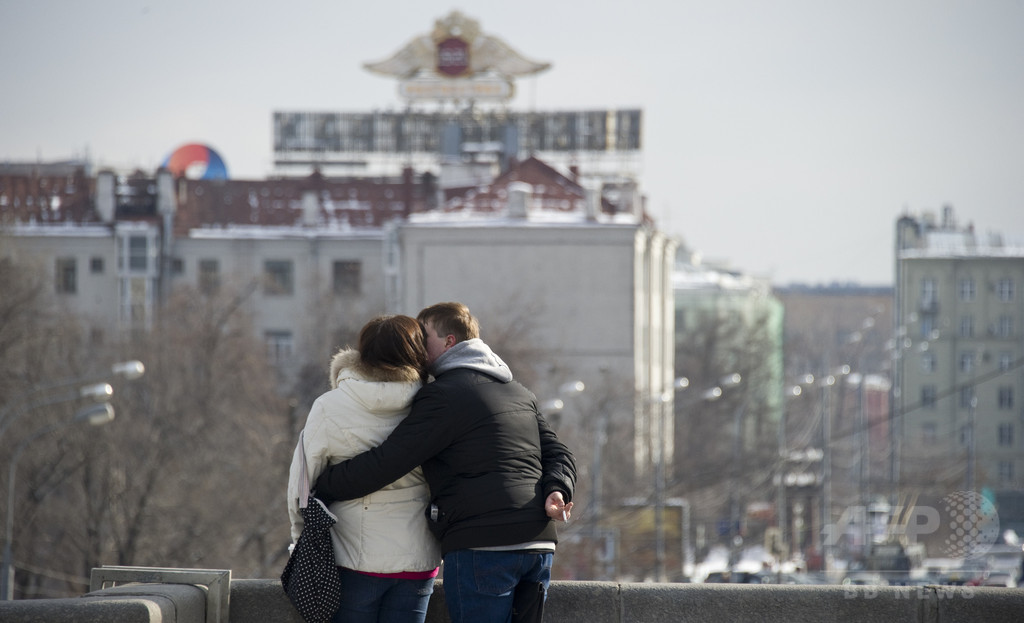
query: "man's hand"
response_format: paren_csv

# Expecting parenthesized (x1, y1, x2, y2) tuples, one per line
(545, 491, 573, 522)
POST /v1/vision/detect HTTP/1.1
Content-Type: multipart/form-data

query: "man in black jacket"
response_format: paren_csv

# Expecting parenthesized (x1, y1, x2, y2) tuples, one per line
(315, 302, 576, 623)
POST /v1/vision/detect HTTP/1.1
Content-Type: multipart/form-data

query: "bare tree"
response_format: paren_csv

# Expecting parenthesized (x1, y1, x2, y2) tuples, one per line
(3, 278, 293, 598)
(0, 238, 80, 398)
(672, 305, 781, 558)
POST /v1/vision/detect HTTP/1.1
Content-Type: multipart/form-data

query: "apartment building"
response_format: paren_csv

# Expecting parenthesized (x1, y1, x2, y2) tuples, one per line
(894, 206, 1024, 497)
(1, 156, 675, 490)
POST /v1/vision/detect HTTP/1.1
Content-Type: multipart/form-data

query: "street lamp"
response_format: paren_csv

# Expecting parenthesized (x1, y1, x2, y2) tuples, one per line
(0, 360, 144, 442)
(0, 383, 113, 443)
(2, 402, 116, 599)
(653, 389, 672, 581)
(657, 373, 740, 581)
(539, 380, 585, 428)
(776, 374, 815, 564)
(8, 360, 144, 400)
(820, 365, 850, 574)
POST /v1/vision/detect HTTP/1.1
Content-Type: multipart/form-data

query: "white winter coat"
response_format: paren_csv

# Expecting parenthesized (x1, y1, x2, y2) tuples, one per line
(287, 349, 441, 573)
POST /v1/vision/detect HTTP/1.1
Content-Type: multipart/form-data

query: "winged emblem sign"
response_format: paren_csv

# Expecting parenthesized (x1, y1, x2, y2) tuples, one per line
(363, 11, 550, 102)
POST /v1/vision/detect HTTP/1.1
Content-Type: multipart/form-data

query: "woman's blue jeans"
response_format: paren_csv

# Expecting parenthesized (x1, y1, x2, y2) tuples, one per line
(441, 549, 553, 623)
(331, 567, 435, 623)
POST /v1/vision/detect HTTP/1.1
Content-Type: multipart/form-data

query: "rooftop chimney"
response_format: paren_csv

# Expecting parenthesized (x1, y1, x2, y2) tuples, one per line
(584, 183, 601, 222)
(301, 190, 319, 227)
(942, 204, 955, 229)
(507, 182, 531, 219)
(96, 170, 115, 223)
(156, 169, 175, 216)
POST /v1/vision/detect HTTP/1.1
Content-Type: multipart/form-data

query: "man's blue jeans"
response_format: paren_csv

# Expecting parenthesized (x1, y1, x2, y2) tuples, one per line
(331, 567, 435, 623)
(442, 549, 553, 623)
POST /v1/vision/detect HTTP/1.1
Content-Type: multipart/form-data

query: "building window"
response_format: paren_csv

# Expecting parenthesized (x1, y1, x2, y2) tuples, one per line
(997, 316, 1013, 337)
(128, 236, 148, 271)
(921, 385, 937, 409)
(958, 352, 975, 373)
(999, 352, 1013, 372)
(922, 423, 937, 446)
(265, 330, 293, 364)
(55, 258, 77, 294)
(333, 260, 362, 295)
(998, 461, 1014, 484)
(920, 315, 935, 339)
(957, 278, 975, 302)
(999, 387, 1014, 410)
(170, 258, 184, 275)
(998, 423, 1014, 447)
(675, 308, 686, 333)
(921, 278, 937, 303)
(920, 353, 936, 373)
(959, 316, 974, 338)
(997, 279, 1014, 302)
(960, 387, 976, 409)
(90, 257, 104, 274)
(264, 260, 294, 296)
(199, 259, 220, 295)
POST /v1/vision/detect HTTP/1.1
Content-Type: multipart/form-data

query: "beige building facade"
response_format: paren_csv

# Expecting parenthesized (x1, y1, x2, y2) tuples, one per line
(894, 206, 1024, 496)
(2, 158, 676, 490)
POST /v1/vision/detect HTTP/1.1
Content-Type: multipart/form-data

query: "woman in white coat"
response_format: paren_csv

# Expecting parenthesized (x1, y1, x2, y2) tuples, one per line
(287, 315, 441, 623)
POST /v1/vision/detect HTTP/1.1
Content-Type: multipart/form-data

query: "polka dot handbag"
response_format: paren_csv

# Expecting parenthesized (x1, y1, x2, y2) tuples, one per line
(281, 432, 342, 623)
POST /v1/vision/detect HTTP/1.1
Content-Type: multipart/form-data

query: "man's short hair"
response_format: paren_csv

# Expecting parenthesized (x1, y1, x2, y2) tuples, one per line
(417, 302, 480, 342)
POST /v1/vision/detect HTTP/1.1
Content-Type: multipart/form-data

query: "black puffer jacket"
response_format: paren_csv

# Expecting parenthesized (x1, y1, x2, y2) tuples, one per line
(315, 339, 576, 554)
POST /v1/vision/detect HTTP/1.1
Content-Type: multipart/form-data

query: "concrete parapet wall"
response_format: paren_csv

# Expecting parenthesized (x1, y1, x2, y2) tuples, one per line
(2, 579, 1023, 622)
(230, 579, 1024, 623)
(547, 582, 1024, 623)
(0, 583, 207, 623)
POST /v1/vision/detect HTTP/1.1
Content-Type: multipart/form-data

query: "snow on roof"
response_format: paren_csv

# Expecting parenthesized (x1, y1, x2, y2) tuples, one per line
(8, 222, 111, 237)
(900, 231, 1024, 260)
(406, 207, 638, 228)
(672, 262, 769, 293)
(189, 223, 386, 240)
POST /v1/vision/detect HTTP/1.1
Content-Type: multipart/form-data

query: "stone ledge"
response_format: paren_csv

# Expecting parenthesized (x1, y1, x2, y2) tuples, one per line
(2, 578, 1024, 623)
(0, 583, 206, 623)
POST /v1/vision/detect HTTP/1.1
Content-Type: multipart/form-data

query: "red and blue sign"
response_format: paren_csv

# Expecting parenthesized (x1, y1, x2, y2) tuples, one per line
(162, 143, 229, 180)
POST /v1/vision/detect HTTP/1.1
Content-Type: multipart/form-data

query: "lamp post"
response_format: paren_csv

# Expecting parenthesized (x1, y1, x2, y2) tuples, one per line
(0, 360, 143, 442)
(820, 365, 850, 574)
(653, 389, 671, 581)
(652, 376, 696, 581)
(0, 383, 112, 443)
(5, 361, 144, 402)
(664, 374, 740, 579)
(540, 380, 585, 429)
(2, 402, 116, 600)
(966, 395, 977, 492)
(776, 375, 814, 562)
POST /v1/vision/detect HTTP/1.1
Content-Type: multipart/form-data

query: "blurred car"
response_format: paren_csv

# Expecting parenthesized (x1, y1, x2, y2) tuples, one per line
(704, 570, 775, 584)
(777, 572, 831, 585)
(979, 571, 1017, 587)
(842, 571, 889, 586)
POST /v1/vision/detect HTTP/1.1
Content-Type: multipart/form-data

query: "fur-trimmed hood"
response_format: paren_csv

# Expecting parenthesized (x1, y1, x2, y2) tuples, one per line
(329, 348, 423, 389)
(288, 347, 439, 572)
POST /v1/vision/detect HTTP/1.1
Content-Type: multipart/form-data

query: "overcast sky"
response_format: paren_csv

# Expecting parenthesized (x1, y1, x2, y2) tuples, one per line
(2, 1, 1022, 286)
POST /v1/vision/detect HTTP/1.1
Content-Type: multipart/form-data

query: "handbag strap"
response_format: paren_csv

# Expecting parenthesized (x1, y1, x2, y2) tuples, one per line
(297, 429, 311, 509)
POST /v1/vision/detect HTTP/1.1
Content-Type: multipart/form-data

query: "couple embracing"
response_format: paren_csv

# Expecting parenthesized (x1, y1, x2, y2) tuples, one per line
(287, 302, 577, 623)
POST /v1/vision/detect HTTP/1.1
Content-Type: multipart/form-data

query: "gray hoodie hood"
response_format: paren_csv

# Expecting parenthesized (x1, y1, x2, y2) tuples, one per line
(431, 338, 513, 382)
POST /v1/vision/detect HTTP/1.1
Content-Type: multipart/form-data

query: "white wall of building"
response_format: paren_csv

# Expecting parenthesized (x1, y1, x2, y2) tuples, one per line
(392, 216, 677, 483)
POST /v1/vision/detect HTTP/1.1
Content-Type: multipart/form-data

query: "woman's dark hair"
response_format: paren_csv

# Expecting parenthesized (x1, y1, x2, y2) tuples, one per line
(358, 315, 428, 382)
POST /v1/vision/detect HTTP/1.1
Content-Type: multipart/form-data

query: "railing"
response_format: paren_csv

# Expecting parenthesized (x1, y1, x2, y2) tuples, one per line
(0, 569, 1023, 623)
